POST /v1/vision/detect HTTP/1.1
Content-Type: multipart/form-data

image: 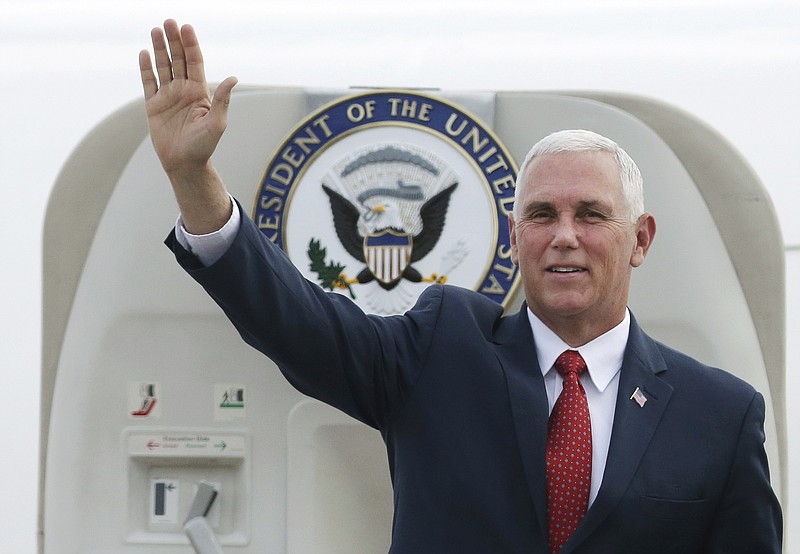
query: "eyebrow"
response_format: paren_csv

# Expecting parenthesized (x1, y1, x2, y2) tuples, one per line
(575, 200, 612, 213)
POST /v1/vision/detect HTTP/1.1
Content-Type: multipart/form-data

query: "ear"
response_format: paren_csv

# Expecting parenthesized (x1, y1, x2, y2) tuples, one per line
(630, 213, 656, 268)
(508, 213, 519, 266)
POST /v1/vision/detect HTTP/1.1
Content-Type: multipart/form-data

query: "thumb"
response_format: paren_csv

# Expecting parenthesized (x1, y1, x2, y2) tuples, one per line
(211, 75, 238, 117)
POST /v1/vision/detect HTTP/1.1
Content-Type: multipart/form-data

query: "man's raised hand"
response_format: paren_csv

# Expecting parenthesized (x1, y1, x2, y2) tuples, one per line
(139, 19, 237, 175)
(139, 20, 237, 234)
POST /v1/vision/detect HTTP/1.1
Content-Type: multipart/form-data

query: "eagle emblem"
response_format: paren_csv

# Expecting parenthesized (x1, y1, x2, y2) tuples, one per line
(322, 181, 457, 291)
(308, 145, 460, 298)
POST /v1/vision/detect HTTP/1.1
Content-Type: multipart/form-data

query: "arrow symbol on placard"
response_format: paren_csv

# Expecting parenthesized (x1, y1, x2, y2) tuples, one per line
(147, 440, 159, 450)
(215, 441, 227, 451)
(165, 483, 176, 492)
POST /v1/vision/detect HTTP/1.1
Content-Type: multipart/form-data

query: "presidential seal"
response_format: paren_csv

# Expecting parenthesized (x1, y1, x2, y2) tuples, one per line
(254, 91, 519, 315)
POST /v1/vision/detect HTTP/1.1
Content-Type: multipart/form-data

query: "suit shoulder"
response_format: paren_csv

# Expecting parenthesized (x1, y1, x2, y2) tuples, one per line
(414, 284, 502, 312)
(409, 284, 506, 336)
(440, 284, 506, 318)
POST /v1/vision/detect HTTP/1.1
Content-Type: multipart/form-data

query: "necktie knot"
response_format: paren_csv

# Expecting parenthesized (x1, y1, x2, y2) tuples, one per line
(555, 349, 587, 379)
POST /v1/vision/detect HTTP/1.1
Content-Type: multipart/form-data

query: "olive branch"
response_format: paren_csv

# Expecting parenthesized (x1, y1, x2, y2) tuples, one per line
(307, 238, 356, 299)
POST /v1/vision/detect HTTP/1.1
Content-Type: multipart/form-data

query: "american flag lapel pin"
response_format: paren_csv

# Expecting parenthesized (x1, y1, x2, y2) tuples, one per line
(630, 387, 648, 408)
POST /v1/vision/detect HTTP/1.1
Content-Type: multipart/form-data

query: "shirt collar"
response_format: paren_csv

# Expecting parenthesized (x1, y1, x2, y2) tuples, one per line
(527, 308, 630, 393)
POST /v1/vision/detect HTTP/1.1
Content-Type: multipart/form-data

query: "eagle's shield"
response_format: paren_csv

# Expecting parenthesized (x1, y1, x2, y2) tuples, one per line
(364, 230, 413, 285)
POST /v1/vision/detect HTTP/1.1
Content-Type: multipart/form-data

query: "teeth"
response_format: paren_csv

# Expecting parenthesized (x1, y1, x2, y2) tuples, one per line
(551, 267, 581, 273)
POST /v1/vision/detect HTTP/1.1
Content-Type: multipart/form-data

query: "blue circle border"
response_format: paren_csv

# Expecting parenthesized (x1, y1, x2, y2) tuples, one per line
(253, 90, 519, 306)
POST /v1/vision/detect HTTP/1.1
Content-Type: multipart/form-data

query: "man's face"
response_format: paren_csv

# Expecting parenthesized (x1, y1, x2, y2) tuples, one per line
(509, 150, 654, 344)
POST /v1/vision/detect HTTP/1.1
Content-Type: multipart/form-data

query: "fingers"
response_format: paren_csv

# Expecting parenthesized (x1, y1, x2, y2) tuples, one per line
(151, 24, 173, 86)
(180, 24, 207, 84)
(143, 20, 208, 88)
(138, 50, 158, 100)
(165, 20, 187, 80)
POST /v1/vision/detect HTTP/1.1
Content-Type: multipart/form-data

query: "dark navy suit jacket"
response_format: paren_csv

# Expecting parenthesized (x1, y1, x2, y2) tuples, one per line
(167, 204, 782, 553)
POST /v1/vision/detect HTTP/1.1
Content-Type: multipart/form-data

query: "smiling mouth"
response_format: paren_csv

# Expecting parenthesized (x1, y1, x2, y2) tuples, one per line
(548, 267, 585, 273)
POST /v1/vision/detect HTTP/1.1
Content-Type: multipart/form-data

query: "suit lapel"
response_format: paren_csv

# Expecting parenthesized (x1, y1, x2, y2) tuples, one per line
(494, 306, 551, 537)
(496, 310, 675, 552)
(563, 316, 674, 552)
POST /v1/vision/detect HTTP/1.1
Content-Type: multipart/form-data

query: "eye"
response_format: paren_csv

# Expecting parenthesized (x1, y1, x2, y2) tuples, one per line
(526, 206, 556, 221)
(578, 208, 607, 221)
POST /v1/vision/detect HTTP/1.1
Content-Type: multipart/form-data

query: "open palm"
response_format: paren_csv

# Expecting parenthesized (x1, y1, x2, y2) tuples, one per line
(139, 20, 237, 175)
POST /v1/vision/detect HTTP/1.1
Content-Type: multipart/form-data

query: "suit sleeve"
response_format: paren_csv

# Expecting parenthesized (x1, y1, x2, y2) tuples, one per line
(702, 391, 783, 553)
(165, 200, 442, 430)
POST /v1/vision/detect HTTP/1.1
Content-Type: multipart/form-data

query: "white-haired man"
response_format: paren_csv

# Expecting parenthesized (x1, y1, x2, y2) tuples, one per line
(141, 20, 781, 553)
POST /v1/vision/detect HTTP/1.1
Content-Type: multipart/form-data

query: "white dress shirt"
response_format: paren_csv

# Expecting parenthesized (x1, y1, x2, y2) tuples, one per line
(178, 201, 629, 506)
(175, 195, 240, 266)
(527, 308, 628, 506)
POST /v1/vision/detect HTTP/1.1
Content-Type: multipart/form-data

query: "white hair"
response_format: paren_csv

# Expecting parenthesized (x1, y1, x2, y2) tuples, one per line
(513, 129, 645, 223)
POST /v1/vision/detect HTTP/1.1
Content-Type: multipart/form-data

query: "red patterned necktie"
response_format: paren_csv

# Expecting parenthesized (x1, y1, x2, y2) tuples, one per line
(546, 350, 592, 554)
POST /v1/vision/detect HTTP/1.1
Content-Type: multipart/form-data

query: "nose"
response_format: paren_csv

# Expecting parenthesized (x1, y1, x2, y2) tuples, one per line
(550, 215, 579, 249)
